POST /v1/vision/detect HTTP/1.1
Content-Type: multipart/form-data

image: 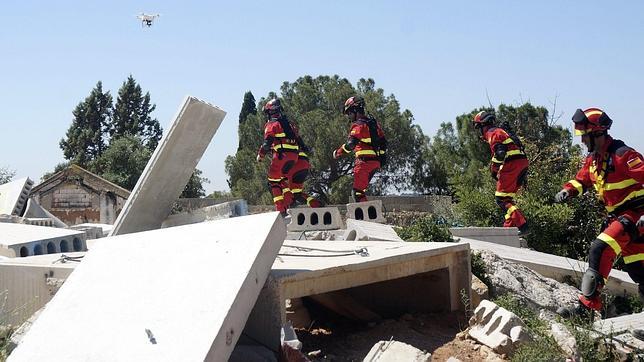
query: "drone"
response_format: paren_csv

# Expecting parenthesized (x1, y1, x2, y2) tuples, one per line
(136, 13, 160, 27)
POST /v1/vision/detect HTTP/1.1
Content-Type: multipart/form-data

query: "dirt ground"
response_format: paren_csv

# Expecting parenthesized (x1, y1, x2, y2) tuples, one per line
(295, 307, 507, 362)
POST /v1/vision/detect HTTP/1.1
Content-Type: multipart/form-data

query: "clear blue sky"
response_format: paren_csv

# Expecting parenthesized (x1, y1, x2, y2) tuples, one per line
(1, 1, 642, 193)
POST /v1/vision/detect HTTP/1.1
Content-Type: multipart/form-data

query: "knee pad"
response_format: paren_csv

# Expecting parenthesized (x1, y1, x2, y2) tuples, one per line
(581, 268, 604, 298)
(588, 238, 608, 270)
(292, 169, 309, 184)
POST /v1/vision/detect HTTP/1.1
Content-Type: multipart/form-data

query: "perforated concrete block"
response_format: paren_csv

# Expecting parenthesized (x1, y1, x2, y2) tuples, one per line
(468, 300, 531, 355)
(344, 219, 403, 241)
(0, 177, 33, 216)
(0, 223, 86, 258)
(287, 207, 343, 231)
(346, 200, 385, 223)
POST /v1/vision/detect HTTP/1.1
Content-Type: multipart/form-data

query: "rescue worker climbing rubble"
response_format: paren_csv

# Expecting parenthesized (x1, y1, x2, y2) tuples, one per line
(472, 110, 530, 236)
(333, 96, 387, 202)
(257, 98, 299, 216)
(555, 108, 644, 334)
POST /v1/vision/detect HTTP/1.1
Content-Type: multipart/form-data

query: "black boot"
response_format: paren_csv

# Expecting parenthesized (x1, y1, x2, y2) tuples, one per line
(556, 302, 594, 321)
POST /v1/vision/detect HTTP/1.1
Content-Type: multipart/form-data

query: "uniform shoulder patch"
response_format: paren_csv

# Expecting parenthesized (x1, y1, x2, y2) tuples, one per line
(627, 156, 642, 169)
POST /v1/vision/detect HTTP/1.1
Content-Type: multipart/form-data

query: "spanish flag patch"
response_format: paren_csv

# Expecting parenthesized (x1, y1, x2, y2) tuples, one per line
(627, 157, 642, 169)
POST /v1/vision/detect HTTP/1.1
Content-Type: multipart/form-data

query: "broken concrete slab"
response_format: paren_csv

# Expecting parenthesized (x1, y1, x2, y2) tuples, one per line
(450, 227, 522, 247)
(346, 200, 385, 223)
(244, 240, 470, 349)
(0, 223, 86, 258)
(161, 199, 248, 228)
(462, 237, 638, 298)
(468, 300, 531, 355)
(73, 222, 112, 237)
(593, 312, 644, 352)
(0, 177, 33, 216)
(9, 212, 286, 362)
(363, 340, 431, 361)
(345, 219, 403, 241)
(22, 198, 67, 228)
(110, 96, 226, 236)
(287, 206, 343, 232)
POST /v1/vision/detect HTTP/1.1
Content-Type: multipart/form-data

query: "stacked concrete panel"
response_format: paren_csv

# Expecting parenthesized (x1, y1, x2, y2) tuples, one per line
(0, 223, 86, 258)
(0, 177, 33, 216)
(9, 213, 286, 362)
(344, 219, 403, 241)
(287, 206, 343, 232)
(110, 96, 226, 236)
(450, 227, 521, 247)
(346, 200, 385, 223)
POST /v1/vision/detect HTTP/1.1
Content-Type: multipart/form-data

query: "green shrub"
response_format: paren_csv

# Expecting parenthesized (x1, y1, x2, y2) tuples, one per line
(471, 252, 492, 290)
(395, 214, 453, 242)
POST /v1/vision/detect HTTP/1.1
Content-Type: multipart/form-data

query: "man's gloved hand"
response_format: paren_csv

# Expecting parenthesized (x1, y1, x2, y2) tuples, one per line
(256, 153, 263, 162)
(637, 215, 644, 229)
(333, 148, 343, 159)
(490, 164, 499, 181)
(554, 189, 569, 203)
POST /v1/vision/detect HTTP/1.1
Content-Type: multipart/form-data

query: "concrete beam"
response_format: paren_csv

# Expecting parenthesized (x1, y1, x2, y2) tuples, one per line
(110, 96, 226, 236)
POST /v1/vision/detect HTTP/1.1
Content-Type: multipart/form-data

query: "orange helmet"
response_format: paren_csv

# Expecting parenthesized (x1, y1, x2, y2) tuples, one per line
(472, 110, 495, 128)
(572, 108, 612, 136)
(343, 96, 365, 114)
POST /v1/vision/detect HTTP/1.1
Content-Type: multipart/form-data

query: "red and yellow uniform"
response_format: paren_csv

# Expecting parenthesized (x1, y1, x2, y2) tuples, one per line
(288, 150, 322, 207)
(483, 126, 529, 229)
(561, 136, 644, 309)
(335, 116, 387, 202)
(258, 118, 299, 212)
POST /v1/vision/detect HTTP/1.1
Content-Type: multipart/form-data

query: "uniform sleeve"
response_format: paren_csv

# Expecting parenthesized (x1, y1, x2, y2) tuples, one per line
(340, 124, 361, 153)
(616, 148, 644, 183)
(563, 156, 593, 197)
(258, 124, 275, 156)
(487, 129, 509, 164)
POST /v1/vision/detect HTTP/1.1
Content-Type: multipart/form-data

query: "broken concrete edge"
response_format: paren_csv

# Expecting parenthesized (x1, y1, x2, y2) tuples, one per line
(363, 340, 432, 361)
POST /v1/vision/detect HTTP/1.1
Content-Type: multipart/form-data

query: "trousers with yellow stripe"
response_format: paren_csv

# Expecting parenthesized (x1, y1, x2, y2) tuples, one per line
(581, 209, 644, 310)
(494, 158, 528, 229)
(267, 151, 298, 212)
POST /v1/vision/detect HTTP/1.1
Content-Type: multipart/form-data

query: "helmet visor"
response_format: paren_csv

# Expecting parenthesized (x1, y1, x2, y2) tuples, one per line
(572, 109, 589, 136)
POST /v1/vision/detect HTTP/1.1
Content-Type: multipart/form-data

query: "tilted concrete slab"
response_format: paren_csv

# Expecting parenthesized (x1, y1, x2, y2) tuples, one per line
(0, 223, 86, 258)
(9, 213, 286, 362)
(0, 177, 33, 216)
(450, 227, 522, 248)
(461, 237, 638, 296)
(161, 199, 248, 228)
(110, 96, 226, 236)
(244, 240, 470, 349)
(345, 218, 404, 241)
(346, 200, 385, 223)
(23, 198, 67, 228)
(287, 206, 343, 232)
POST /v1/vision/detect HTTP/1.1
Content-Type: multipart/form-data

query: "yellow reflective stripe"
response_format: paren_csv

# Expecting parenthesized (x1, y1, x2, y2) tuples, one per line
(272, 144, 299, 151)
(267, 177, 282, 182)
(506, 150, 524, 156)
(306, 196, 315, 202)
(597, 232, 622, 255)
(341, 144, 350, 153)
(491, 157, 503, 164)
(298, 152, 308, 157)
(378, 150, 386, 155)
(505, 206, 518, 220)
(585, 110, 603, 117)
(360, 137, 372, 143)
(575, 129, 588, 136)
(605, 189, 644, 212)
(495, 191, 516, 197)
(624, 253, 644, 264)
(355, 150, 377, 157)
(291, 188, 302, 193)
(502, 138, 514, 144)
(569, 180, 583, 194)
(273, 195, 284, 202)
(274, 133, 286, 137)
(603, 178, 638, 191)
(282, 188, 291, 193)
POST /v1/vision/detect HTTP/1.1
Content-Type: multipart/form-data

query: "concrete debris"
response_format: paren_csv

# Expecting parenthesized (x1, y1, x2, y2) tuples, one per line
(468, 300, 532, 356)
(450, 227, 521, 248)
(345, 219, 403, 241)
(287, 206, 343, 232)
(470, 274, 489, 309)
(363, 340, 431, 361)
(0, 177, 33, 216)
(162, 199, 248, 228)
(547, 320, 578, 359)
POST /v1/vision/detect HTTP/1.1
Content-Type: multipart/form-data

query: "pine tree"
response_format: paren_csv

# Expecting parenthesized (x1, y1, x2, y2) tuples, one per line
(110, 75, 163, 150)
(59, 81, 112, 166)
(237, 91, 257, 150)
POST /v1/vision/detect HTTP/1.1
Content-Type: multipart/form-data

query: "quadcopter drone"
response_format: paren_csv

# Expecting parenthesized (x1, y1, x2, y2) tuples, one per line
(136, 13, 160, 27)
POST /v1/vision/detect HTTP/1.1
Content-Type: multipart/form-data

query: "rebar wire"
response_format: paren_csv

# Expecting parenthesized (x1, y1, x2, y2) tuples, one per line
(52, 254, 84, 264)
(279, 244, 369, 257)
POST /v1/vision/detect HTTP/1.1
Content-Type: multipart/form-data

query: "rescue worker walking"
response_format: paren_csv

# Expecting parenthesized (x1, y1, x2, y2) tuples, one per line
(555, 108, 644, 327)
(473, 111, 530, 236)
(257, 99, 299, 215)
(333, 96, 387, 202)
(289, 124, 323, 208)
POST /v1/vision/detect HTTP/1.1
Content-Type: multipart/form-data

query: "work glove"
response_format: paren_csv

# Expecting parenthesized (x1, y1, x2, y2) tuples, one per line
(256, 153, 263, 162)
(333, 148, 343, 159)
(554, 189, 569, 203)
(637, 215, 644, 229)
(490, 164, 499, 181)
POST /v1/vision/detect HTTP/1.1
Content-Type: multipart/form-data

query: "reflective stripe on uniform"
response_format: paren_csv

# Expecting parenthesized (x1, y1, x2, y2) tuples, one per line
(273, 195, 284, 202)
(282, 188, 291, 193)
(274, 133, 286, 137)
(355, 149, 377, 157)
(491, 157, 503, 164)
(495, 191, 516, 197)
(603, 178, 638, 191)
(378, 150, 386, 155)
(504, 205, 517, 220)
(624, 253, 644, 264)
(272, 143, 299, 151)
(597, 232, 621, 255)
(267, 177, 282, 182)
(502, 138, 514, 145)
(291, 188, 302, 193)
(605, 189, 644, 212)
(569, 180, 584, 194)
(298, 152, 308, 157)
(575, 129, 588, 136)
(342, 144, 350, 153)
(506, 149, 524, 157)
(360, 137, 372, 143)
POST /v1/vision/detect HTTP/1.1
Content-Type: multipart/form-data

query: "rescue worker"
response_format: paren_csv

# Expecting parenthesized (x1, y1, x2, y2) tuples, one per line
(257, 99, 299, 215)
(555, 108, 644, 327)
(472, 110, 530, 236)
(289, 124, 323, 208)
(333, 96, 387, 202)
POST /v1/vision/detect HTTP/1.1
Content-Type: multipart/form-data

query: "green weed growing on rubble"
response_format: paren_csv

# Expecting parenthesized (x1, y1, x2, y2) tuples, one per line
(470, 252, 492, 289)
(395, 214, 453, 242)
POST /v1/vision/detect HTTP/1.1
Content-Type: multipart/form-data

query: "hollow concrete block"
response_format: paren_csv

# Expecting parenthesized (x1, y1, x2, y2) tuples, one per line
(0, 177, 33, 216)
(346, 200, 385, 223)
(287, 207, 343, 231)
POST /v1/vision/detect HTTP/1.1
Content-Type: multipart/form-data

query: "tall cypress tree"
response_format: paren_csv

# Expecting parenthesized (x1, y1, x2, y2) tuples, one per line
(110, 75, 163, 150)
(237, 91, 257, 150)
(59, 81, 112, 166)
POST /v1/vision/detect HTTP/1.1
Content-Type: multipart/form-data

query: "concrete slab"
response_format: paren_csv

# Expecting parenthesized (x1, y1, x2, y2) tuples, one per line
(9, 212, 286, 362)
(0, 177, 33, 216)
(244, 240, 470, 349)
(461, 237, 638, 297)
(161, 199, 248, 228)
(0, 223, 86, 258)
(363, 340, 432, 361)
(287, 206, 343, 232)
(592, 312, 644, 354)
(73, 223, 113, 237)
(345, 219, 404, 241)
(23, 198, 67, 228)
(450, 227, 522, 248)
(110, 96, 226, 236)
(346, 200, 385, 223)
